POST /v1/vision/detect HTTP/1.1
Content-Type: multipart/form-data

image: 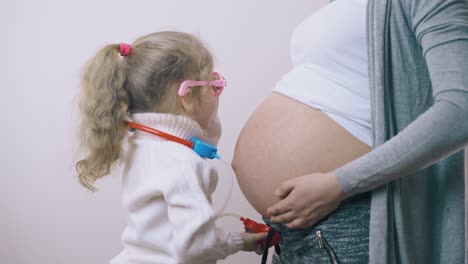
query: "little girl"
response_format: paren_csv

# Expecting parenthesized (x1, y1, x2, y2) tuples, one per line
(76, 31, 266, 263)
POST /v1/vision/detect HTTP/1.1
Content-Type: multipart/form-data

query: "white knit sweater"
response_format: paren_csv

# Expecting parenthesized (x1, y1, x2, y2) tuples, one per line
(110, 113, 244, 264)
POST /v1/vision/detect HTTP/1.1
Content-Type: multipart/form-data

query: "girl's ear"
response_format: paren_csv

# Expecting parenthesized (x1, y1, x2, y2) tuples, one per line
(180, 88, 197, 116)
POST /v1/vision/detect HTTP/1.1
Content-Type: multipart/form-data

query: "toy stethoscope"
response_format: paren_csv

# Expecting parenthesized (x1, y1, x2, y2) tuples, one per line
(126, 121, 282, 264)
(126, 121, 221, 159)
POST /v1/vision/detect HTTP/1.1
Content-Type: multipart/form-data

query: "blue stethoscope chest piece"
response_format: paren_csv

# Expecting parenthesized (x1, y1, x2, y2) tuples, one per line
(190, 137, 220, 159)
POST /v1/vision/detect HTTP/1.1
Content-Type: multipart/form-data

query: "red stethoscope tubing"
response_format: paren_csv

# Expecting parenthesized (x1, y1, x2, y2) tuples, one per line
(126, 121, 194, 149)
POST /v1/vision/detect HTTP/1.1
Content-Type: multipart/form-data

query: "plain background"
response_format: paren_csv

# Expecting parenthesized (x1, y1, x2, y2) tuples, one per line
(3, 1, 467, 264)
(2, 0, 328, 263)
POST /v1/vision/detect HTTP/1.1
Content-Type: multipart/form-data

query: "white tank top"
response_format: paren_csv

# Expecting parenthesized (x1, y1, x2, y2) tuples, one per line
(273, 0, 371, 146)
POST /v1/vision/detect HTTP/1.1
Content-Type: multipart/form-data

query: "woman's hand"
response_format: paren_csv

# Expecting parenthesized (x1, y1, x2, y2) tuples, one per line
(241, 232, 268, 255)
(266, 171, 347, 229)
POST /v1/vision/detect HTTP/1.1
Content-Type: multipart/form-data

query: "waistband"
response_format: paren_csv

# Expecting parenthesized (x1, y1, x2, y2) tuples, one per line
(263, 191, 371, 235)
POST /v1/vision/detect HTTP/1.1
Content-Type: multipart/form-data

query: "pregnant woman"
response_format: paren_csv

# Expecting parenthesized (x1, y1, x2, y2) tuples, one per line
(233, 0, 468, 263)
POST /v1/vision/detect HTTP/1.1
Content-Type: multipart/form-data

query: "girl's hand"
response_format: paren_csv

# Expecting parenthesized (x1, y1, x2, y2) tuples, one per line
(266, 171, 347, 229)
(241, 232, 268, 255)
(203, 114, 222, 146)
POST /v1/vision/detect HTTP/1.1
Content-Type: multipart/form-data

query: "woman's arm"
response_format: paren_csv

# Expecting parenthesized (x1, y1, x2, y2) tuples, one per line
(336, 0, 468, 196)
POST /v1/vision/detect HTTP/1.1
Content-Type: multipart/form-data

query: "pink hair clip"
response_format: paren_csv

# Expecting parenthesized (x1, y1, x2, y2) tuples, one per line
(119, 43, 132, 56)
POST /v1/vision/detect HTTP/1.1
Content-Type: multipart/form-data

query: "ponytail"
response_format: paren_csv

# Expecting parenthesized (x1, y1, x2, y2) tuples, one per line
(76, 32, 215, 191)
(76, 44, 129, 191)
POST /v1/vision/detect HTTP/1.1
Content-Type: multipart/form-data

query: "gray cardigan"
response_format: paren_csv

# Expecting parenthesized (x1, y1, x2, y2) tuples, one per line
(335, 0, 468, 263)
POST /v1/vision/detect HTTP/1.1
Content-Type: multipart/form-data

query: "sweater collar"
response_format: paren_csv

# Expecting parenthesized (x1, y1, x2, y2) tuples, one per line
(130, 113, 204, 141)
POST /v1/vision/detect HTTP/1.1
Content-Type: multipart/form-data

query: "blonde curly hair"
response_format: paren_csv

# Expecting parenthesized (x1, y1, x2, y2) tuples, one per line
(76, 31, 213, 191)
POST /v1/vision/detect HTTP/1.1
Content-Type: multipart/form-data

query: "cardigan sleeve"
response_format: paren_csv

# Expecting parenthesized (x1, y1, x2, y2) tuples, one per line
(162, 156, 244, 263)
(335, 0, 468, 196)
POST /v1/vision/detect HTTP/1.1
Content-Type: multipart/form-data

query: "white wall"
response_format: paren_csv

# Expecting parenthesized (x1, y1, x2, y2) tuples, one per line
(2, 1, 328, 263)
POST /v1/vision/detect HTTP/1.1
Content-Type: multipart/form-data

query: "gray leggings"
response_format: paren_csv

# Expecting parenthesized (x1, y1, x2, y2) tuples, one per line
(263, 193, 370, 264)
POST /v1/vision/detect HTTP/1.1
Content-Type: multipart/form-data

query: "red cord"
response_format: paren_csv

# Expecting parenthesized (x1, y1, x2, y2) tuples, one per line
(126, 121, 194, 149)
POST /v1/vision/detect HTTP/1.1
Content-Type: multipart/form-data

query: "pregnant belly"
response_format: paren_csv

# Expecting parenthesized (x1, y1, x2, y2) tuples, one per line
(232, 92, 370, 217)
